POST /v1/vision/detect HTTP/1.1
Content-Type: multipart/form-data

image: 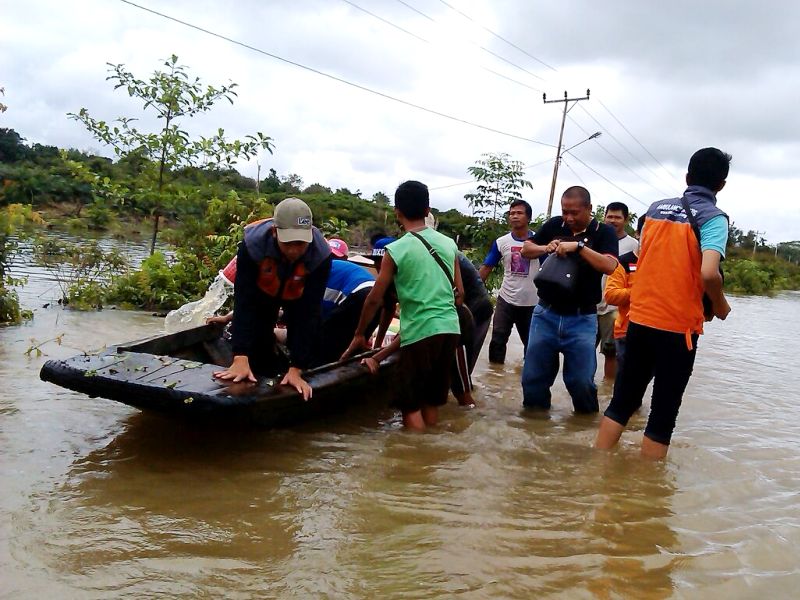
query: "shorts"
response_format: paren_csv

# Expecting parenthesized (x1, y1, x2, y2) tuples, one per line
(394, 333, 459, 414)
(596, 311, 617, 356)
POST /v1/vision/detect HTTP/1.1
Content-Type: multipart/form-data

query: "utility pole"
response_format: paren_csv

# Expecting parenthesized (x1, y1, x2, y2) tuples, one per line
(753, 230, 765, 257)
(543, 89, 591, 218)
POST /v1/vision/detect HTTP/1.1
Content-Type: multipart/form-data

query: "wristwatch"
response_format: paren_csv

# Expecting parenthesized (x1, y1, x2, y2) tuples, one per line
(576, 240, 586, 253)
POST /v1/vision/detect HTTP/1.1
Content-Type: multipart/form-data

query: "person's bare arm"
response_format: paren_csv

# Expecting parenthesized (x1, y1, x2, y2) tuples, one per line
(521, 239, 553, 259)
(453, 257, 464, 306)
(342, 254, 396, 359)
(556, 241, 617, 275)
(701, 249, 731, 320)
(477, 264, 492, 282)
(362, 335, 401, 374)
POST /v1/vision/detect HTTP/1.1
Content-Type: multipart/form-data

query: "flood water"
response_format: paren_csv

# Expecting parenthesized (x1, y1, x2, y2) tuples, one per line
(2, 246, 799, 597)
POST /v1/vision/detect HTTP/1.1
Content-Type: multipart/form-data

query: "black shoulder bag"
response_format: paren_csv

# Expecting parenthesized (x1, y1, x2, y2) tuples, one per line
(680, 197, 723, 320)
(409, 231, 473, 332)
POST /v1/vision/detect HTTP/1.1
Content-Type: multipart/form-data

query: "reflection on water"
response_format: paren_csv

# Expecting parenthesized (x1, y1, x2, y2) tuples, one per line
(2, 293, 800, 597)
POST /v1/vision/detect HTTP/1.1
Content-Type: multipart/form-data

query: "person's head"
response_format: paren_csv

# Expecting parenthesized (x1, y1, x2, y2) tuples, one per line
(272, 197, 313, 262)
(327, 238, 349, 259)
(560, 185, 592, 233)
(394, 180, 429, 223)
(369, 231, 387, 249)
(636, 214, 646, 239)
(508, 199, 532, 230)
(604, 201, 630, 237)
(686, 147, 732, 192)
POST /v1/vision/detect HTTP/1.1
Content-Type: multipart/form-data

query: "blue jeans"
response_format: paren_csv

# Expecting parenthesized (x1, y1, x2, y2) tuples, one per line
(521, 304, 599, 413)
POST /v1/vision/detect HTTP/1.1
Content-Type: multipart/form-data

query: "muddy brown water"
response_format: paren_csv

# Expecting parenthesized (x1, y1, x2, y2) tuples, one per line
(2, 247, 799, 597)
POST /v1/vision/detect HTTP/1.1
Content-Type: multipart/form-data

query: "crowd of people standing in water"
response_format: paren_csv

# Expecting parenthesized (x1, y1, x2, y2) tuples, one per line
(210, 146, 732, 459)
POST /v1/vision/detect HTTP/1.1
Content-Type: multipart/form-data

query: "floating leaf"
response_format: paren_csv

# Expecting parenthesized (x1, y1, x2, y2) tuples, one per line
(84, 369, 97, 377)
(184, 396, 194, 404)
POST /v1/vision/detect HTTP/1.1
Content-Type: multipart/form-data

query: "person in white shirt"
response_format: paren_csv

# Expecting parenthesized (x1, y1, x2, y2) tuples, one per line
(478, 200, 538, 364)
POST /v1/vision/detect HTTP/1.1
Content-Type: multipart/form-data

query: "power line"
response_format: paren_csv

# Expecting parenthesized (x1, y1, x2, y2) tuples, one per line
(567, 114, 672, 198)
(560, 158, 587, 186)
(340, 0, 429, 44)
(578, 104, 680, 190)
(393, 0, 546, 83)
(429, 157, 552, 191)
(566, 153, 648, 208)
(117, 0, 555, 148)
(596, 100, 684, 187)
(340, 0, 542, 93)
(436, 0, 557, 72)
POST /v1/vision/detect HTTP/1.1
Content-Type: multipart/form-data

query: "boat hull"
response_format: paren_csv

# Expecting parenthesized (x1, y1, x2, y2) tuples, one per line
(40, 324, 401, 428)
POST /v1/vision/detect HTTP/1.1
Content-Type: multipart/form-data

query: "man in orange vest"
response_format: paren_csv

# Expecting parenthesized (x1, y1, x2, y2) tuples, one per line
(595, 148, 732, 459)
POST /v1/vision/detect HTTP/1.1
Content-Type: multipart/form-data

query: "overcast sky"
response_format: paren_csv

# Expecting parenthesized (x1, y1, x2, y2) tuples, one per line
(2, 0, 798, 243)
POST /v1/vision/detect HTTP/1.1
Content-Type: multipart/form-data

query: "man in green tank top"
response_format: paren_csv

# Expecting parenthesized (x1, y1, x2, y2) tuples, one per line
(342, 181, 463, 430)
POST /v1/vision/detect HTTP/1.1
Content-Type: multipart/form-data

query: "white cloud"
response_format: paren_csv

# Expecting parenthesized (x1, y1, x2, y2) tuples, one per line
(1, 0, 797, 243)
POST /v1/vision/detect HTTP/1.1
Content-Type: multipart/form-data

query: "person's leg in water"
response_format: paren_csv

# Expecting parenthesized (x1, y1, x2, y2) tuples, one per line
(451, 341, 475, 407)
(488, 296, 515, 364)
(596, 323, 656, 449)
(513, 304, 534, 356)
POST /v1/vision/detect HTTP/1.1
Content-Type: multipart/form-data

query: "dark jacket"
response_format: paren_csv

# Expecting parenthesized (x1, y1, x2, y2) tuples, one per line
(231, 220, 332, 369)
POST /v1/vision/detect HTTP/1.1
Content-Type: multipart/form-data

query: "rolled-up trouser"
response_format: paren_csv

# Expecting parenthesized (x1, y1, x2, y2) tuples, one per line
(604, 322, 697, 445)
(521, 303, 598, 413)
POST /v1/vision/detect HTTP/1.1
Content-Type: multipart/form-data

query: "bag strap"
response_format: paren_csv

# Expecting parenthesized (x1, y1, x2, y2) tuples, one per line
(409, 230, 457, 294)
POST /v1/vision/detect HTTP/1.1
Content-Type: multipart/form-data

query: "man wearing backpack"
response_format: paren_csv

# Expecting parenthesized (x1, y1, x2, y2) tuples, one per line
(595, 148, 732, 459)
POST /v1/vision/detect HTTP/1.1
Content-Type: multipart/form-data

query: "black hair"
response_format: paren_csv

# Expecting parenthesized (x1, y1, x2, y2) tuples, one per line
(510, 199, 532, 220)
(562, 185, 591, 206)
(605, 201, 629, 220)
(394, 180, 429, 220)
(687, 147, 732, 191)
(369, 231, 387, 247)
(637, 214, 646, 234)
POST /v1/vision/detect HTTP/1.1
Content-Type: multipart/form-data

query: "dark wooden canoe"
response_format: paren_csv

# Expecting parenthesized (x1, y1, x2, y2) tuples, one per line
(39, 323, 401, 427)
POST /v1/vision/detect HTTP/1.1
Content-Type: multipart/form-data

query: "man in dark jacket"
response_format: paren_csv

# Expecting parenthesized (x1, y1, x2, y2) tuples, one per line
(213, 197, 332, 400)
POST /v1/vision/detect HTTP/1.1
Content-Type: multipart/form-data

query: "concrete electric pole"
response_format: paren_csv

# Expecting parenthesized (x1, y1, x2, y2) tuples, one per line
(543, 89, 591, 218)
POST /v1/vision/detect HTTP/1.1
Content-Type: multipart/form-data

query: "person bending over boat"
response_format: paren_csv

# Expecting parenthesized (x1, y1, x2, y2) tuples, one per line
(342, 180, 463, 430)
(314, 238, 382, 365)
(213, 198, 332, 400)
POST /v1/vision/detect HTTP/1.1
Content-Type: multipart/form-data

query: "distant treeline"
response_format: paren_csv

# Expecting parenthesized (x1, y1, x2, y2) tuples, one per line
(0, 127, 477, 246)
(1, 126, 798, 319)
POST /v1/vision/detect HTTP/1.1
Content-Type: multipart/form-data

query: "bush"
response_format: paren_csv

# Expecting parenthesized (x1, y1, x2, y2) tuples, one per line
(108, 251, 202, 311)
(0, 286, 21, 323)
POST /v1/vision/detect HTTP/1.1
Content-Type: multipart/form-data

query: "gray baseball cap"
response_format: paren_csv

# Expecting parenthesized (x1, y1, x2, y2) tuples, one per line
(273, 197, 313, 243)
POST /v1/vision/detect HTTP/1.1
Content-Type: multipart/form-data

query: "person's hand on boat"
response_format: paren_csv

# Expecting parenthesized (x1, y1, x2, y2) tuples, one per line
(341, 335, 370, 360)
(281, 367, 312, 400)
(213, 355, 257, 383)
(361, 356, 380, 375)
(206, 311, 233, 325)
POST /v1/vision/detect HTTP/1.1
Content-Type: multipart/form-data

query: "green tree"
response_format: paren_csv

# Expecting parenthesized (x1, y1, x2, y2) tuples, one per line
(464, 152, 532, 220)
(0, 128, 27, 163)
(321, 216, 349, 239)
(69, 55, 274, 254)
(371, 191, 390, 205)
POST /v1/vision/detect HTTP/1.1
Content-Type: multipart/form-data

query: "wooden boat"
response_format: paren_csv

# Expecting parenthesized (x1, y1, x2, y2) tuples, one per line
(39, 323, 400, 427)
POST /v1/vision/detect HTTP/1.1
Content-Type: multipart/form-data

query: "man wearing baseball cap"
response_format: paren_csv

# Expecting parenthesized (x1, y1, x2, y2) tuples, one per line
(213, 197, 332, 399)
